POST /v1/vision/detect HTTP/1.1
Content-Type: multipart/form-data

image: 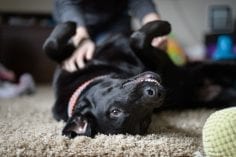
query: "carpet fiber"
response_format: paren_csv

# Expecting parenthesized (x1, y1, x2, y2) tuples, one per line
(0, 86, 215, 156)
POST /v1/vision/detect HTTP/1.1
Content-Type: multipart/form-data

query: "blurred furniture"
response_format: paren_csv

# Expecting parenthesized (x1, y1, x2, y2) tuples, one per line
(209, 5, 233, 33)
(0, 12, 56, 83)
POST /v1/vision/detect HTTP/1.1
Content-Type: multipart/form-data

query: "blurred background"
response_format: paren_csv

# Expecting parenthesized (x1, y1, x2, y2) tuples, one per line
(0, 0, 235, 84)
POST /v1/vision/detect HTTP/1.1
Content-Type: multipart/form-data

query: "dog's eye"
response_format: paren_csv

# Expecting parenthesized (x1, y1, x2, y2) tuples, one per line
(110, 108, 122, 118)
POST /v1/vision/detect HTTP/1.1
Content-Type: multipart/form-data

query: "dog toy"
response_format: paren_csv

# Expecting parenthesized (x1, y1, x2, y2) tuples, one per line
(202, 107, 236, 157)
(212, 35, 236, 60)
(167, 35, 187, 65)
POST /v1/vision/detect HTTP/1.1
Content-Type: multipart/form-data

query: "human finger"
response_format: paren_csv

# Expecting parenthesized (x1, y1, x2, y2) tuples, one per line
(75, 48, 86, 69)
(85, 43, 95, 60)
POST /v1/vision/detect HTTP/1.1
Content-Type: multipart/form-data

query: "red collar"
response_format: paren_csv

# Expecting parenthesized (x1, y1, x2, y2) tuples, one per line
(68, 75, 108, 117)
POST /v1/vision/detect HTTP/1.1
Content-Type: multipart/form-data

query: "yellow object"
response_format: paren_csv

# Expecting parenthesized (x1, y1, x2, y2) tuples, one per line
(202, 107, 236, 157)
(167, 36, 187, 66)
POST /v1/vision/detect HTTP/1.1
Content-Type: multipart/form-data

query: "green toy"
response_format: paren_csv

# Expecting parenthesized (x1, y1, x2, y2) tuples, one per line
(202, 107, 236, 157)
(167, 34, 187, 66)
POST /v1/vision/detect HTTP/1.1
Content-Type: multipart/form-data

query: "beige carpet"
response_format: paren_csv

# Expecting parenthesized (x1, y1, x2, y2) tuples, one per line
(0, 86, 215, 157)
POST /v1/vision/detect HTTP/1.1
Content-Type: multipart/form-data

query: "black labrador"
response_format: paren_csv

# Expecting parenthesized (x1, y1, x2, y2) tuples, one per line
(43, 20, 236, 138)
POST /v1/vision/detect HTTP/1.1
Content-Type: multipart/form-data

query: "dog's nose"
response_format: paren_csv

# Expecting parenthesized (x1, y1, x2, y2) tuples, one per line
(144, 86, 156, 97)
(143, 86, 164, 98)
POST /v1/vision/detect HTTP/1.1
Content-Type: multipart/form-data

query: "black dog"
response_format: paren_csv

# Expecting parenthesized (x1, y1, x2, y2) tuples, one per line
(43, 21, 236, 138)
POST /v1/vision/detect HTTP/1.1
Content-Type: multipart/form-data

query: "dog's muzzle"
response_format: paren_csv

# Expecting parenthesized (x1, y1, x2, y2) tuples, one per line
(122, 71, 165, 107)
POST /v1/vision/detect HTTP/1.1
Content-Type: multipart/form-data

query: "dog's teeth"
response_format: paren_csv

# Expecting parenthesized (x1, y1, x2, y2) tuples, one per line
(123, 78, 160, 87)
(144, 78, 160, 85)
(140, 78, 160, 85)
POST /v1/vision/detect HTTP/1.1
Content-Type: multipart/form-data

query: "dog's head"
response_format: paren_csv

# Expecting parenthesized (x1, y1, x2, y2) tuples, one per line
(62, 71, 165, 138)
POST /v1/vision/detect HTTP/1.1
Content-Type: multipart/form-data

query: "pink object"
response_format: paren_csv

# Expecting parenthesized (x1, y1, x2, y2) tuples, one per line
(68, 75, 107, 117)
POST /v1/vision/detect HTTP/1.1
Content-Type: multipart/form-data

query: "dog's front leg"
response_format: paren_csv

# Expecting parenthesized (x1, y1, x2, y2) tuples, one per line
(129, 20, 176, 72)
(43, 22, 77, 63)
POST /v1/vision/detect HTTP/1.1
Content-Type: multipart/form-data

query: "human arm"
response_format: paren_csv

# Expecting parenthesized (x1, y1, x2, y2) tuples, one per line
(54, 0, 85, 27)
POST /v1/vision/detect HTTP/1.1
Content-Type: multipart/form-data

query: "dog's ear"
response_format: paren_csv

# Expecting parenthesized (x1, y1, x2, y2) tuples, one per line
(62, 114, 95, 138)
(130, 20, 171, 50)
(43, 22, 76, 63)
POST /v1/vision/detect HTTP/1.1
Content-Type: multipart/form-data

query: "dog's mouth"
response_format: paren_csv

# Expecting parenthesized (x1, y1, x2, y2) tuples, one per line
(122, 72, 165, 103)
(122, 77, 160, 87)
(122, 72, 161, 87)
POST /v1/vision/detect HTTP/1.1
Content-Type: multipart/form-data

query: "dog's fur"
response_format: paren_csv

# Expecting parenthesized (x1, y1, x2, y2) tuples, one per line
(43, 21, 236, 138)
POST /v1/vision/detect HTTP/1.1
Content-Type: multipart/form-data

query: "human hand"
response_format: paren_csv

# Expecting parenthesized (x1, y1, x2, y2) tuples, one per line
(62, 38, 95, 72)
(151, 36, 168, 50)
